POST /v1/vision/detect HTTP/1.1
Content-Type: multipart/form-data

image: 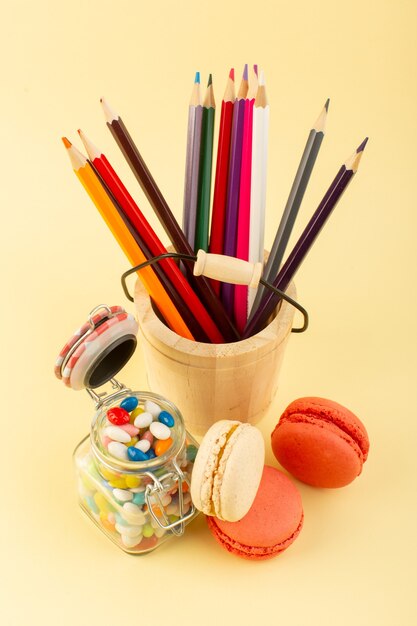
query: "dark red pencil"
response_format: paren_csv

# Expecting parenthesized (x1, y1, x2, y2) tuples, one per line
(209, 68, 236, 295)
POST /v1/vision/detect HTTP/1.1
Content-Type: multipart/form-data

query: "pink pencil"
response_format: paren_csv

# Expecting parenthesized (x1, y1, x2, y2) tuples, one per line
(234, 66, 258, 332)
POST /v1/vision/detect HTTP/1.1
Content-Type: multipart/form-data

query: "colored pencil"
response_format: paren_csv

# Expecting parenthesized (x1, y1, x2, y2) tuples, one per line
(221, 65, 249, 317)
(247, 69, 270, 313)
(243, 139, 368, 339)
(209, 68, 235, 294)
(250, 99, 329, 319)
(234, 66, 258, 332)
(79, 129, 225, 344)
(62, 138, 195, 341)
(183, 72, 203, 249)
(100, 98, 240, 342)
(195, 75, 216, 252)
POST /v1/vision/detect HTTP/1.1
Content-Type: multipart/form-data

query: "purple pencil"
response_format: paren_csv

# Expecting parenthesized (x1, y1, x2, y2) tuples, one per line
(243, 138, 368, 338)
(221, 64, 249, 316)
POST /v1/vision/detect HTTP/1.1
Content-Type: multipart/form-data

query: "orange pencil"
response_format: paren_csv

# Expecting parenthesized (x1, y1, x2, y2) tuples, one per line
(62, 137, 194, 340)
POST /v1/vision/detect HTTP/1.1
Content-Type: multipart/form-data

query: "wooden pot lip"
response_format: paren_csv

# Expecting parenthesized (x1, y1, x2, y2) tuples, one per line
(134, 278, 296, 361)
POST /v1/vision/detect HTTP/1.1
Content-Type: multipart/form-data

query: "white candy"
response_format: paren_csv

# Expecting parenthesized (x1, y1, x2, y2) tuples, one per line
(135, 439, 151, 453)
(150, 493, 171, 507)
(145, 400, 161, 419)
(108, 442, 129, 461)
(150, 421, 171, 440)
(104, 426, 131, 443)
(122, 502, 146, 526)
(121, 533, 143, 548)
(129, 486, 146, 493)
(134, 412, 153, 429)
(154, 527, 166, 538)
(115, 523, 143, 537)
(113, 488, 133, 503)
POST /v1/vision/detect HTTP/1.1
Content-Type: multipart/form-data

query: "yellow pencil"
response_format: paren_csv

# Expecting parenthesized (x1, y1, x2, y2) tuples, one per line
(62, 137, 194, 340)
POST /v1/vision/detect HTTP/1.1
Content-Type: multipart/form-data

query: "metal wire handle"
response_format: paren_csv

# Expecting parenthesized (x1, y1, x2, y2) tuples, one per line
(120, 252, 309, 334)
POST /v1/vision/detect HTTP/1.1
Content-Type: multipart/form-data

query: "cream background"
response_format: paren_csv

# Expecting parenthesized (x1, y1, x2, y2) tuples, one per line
(1, 1, 416, 624)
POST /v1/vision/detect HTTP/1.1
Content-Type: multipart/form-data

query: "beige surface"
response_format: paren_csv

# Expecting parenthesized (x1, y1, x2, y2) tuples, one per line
(1, 1, 416, 624)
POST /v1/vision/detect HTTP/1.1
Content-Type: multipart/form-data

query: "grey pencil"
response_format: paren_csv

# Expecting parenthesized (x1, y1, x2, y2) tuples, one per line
(183, 72, 203, 248)
(248, 99, 329, 319)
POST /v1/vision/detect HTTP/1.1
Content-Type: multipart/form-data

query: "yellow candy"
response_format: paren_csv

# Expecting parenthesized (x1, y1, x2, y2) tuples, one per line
(128, 437, 139, 446)
(100, 466, 118, 481)
(100, 512, 115, 532)
(109, 478, 128, 489)
(130, 407, 144, 423)
(125, 475, 141, 488)
(94, 492, 111, 512)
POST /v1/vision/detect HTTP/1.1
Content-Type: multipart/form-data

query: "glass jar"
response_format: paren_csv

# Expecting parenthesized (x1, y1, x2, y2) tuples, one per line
(74, 390, 199, 554)
(55, 304, 199, 555)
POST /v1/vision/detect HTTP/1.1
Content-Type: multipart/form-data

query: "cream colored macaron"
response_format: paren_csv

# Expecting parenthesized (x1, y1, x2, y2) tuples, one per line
(190, 420, 265, 522)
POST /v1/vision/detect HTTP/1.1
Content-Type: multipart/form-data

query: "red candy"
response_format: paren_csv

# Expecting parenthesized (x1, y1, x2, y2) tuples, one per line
(107, 407, 130, 425)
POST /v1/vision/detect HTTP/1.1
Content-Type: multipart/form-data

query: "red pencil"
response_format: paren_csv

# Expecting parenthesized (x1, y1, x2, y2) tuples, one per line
(78, 129, 225, 344)
(209, 68, 235, 294)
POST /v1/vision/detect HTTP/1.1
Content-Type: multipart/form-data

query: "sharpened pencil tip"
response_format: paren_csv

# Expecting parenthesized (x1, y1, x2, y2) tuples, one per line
(229, 67, 235, 81)
(243, 64, 248, 80)
(195, 71, 200, 84)
(325, 98, 330, 112)
(62, 137, 71, 149)
(207, 74, 212, 86)
(357, 137, 369, 153)
(253, 64, 258, 76)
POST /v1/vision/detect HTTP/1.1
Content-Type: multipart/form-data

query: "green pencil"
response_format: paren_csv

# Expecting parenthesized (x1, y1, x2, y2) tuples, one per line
(195, 74, 216, 251)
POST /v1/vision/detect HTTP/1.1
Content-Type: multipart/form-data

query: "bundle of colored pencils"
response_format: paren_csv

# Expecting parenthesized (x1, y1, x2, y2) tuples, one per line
(62, 66, 367, 344)
(182, 65, 367, 336)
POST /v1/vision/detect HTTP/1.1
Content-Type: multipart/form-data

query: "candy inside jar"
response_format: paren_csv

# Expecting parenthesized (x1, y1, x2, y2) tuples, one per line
(74, 391, 199, 554)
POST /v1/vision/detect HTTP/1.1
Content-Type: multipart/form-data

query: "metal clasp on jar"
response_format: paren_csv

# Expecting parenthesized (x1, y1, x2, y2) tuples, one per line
(144, 461, 195, 536)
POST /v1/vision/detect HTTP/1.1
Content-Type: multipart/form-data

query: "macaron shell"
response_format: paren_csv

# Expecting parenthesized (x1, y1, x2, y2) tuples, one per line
(190, 420, 240, 515)
(272, 397, 370, 488)
(207, 466, 304, 560)
(279, 397, 369, 460)
(212, 424, 264, 521)
(272, 416, 364, 487)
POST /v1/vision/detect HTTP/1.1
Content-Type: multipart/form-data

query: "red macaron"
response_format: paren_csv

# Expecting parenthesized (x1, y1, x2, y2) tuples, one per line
(206, 465, 304, 560)
(271, 397, 370, 488)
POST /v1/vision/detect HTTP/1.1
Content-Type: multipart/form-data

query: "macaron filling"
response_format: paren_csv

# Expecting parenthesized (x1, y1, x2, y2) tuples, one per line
(201, 423, 240, 516)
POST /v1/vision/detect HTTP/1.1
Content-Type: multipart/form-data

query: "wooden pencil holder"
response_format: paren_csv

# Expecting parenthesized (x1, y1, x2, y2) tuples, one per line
(134, 278, 296, 437)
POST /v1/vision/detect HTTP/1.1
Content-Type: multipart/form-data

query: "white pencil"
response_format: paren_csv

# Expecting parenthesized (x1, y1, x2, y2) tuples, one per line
(248, 69, 269, 312)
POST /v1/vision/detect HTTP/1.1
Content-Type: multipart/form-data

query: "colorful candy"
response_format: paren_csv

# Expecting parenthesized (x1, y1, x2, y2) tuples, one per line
(75, 394, 199, 553)
(149, 422, 171, 440)
(107, 407, 130, 425)
(120, 397, 139, 412)
(103, 396, 175, 463)
(158, 411, 175, 427)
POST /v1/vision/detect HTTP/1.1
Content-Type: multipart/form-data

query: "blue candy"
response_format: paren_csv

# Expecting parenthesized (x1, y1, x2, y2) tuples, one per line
(127, 446, 149, 462)
(147, 448, 157, 459)
(158, 411, 175, 428)
(132, 492, 146, 506)
(120, 396, 139, 412)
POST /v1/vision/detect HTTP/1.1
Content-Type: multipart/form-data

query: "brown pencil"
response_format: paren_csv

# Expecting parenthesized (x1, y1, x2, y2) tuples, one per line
(101, 98, 240, 341)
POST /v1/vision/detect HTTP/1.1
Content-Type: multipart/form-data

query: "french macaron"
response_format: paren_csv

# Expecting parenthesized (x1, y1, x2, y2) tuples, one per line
(207, 465, 304, 560)
(190, 420, 264, 522)
(271, 397, 370, 488)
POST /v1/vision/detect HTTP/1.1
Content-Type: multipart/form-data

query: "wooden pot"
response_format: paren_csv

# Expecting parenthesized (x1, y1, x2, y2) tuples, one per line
(134, 279, 296, 436)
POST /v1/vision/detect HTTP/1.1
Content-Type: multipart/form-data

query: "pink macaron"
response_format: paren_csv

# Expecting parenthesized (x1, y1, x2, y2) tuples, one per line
(271, 397, 370, 488)
(206, 465, 304, 560)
